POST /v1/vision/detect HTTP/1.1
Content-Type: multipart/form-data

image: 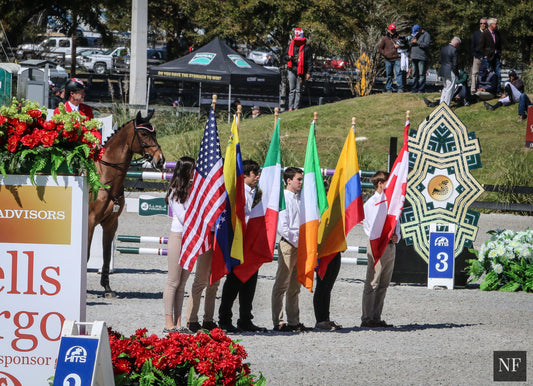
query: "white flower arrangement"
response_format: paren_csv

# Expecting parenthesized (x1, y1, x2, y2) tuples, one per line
(468, 228, 533, 292)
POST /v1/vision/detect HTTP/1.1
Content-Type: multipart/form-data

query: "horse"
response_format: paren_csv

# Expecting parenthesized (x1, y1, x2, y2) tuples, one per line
(88, 110, 165, 297)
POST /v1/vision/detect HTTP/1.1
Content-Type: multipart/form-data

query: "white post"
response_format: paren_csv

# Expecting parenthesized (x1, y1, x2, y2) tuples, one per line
(129, 0, 148, 106)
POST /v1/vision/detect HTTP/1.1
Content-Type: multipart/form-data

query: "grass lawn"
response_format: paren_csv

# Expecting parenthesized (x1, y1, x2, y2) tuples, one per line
(156, 92, 532, 190)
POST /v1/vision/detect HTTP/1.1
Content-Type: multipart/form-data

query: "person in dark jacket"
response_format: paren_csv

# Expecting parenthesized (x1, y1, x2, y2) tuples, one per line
(409, 24, 431, 93)
(470, 17, 487, 94)
(438, 37, 461, 106)
(474, 63, 498, 100)
(479, 18, 502, 94)
(284, 28, 312, 111)
(378, 24, 403, 93)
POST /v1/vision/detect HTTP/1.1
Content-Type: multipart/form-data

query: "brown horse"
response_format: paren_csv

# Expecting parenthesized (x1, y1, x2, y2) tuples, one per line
(88, 110, 165, 297)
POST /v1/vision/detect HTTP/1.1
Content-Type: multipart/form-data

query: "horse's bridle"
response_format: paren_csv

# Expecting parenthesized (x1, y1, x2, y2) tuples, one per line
(133, 121, 161, 164)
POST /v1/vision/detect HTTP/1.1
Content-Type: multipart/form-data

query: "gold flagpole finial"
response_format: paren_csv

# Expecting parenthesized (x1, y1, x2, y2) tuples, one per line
(212, 94, 217, 109)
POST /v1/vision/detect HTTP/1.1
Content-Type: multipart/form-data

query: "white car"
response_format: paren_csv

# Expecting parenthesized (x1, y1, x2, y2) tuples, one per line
(79, 47, 129, 74)
(247, 48, 278, 66)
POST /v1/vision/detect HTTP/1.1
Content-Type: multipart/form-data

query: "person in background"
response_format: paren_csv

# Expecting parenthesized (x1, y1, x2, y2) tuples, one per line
(423, 69, 472, 107)
(271, 167, 312, 332)
(361, 171, 400, 328)
(218, 160, 267, 333)
(54, 78, 94, 119)
(438, 37, 461, 106)
(251, 105, 261, 118)
(474, 63, 498, 101)
(284, 28, 312, 111)
(479, 18, 502, 95)
(162, 156, 195, 335)
(49, 86, 63, 110)
(378, 23, 403, 93)
(484, 70, 523, 111)
(471, 17, 488, 94)
(409, 24, 431, 93)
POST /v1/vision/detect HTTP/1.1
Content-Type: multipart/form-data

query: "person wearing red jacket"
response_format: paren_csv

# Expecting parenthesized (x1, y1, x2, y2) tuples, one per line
(54, 78, 94, 120)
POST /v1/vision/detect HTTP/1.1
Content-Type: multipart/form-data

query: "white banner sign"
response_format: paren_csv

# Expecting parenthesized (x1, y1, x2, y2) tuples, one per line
(0, 175, 88, 385)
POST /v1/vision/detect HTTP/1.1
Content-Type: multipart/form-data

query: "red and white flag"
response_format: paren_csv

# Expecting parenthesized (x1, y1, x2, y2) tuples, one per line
(369, 119, 409, 265)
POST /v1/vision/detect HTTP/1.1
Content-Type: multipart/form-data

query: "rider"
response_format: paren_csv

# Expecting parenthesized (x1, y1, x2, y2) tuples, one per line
(54, 78, 94, 119)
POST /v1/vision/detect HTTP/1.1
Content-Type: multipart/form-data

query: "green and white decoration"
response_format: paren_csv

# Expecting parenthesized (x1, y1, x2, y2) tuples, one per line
(401, 104, 484, 261)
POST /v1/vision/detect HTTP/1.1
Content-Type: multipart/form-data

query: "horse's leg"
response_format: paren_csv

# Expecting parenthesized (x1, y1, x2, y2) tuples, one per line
(87, 211, 96, 262)
(100, 214, 119, 298)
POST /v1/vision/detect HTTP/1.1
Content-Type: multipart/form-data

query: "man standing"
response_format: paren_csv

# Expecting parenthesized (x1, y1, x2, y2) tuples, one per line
(479, 18, 502, 95)
(361, 171, 400, 328)
(409, 24, 431, 93)
(471, 18, 487, 94)
(218, 160, 267, 333)
(438, 37, 461, 106)
(271, 167, 311, 331)
(54, 78, 94, 119)
(284, 28, 312, 111)
(378, 24, 403, 93)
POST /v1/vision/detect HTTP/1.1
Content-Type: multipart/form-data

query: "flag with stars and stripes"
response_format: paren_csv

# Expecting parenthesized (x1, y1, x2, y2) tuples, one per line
(180, 107, 227, 271)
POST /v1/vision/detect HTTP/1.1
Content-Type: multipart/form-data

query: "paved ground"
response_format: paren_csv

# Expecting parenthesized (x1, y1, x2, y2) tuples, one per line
(86, 193, 532, 385)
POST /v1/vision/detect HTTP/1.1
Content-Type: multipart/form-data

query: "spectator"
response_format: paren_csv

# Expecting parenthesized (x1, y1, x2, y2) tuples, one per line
(438, 37, 461, 106)
(251, 105, 261, 118)
(474, 63, 498, 101)
(423, 70, 472, 107)
(479, 18, 502, 95)
(409, 24, 431, 93)
(378, 24, 404, 93)
(471, 17, 488, 94)
(284, 28, 312, 111)
(484, 70, 523, 110)
(264, 54, 274, 66)
(49, 87, 63, 110)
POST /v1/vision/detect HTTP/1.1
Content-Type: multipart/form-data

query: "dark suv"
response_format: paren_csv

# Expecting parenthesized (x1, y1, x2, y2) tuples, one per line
(113, 48, 167, 73)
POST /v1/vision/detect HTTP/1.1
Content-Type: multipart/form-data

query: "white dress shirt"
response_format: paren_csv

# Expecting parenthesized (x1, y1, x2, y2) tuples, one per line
(277, 189, 300, 247)
(362, 191, 401, 241)
(244, 183, 255, 224)
(169, 195, 190, 233)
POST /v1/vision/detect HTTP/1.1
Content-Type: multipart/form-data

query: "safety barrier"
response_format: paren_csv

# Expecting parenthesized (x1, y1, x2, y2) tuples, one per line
(116, 234, 368, 265)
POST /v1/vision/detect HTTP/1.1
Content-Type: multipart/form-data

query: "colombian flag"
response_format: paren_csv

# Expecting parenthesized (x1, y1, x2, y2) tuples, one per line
(297, 120, 328, 292)
(212, 116, 246, 283)
(317, 125, 364, 278)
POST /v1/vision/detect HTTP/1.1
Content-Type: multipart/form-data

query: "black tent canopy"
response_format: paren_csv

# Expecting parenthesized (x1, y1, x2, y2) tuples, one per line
(148, 37, 280, 115)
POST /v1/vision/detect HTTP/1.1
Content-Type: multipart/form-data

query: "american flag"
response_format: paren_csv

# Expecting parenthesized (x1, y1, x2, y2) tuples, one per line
(179, 107, 227, 270)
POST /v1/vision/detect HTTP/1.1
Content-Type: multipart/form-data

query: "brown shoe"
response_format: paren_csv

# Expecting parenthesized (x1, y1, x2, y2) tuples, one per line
(273, 323, 292, 332)
(517, 115, 527, 122)
(288, 323, 313, 332)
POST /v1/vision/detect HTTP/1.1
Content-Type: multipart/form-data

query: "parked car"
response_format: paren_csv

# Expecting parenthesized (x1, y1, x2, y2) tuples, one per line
(17, 36, 96, 65)
(113, 48, 167, 74)
(247, 48, 278, 66)
(79, 47, 129, 74)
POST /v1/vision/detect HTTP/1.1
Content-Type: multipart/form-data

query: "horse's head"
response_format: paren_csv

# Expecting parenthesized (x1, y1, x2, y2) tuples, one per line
(132, 110, 165, 169)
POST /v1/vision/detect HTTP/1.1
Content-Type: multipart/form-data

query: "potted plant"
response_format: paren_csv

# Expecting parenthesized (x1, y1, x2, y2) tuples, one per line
(0, 98, 106, 196)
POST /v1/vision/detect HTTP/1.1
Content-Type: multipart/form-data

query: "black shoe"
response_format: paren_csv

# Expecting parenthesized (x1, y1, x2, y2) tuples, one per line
(484, 101, 494, 110)
(376, 320, 393, 327)
(423, 97, 435, 108)
(219, 323, 242, 333)
(288, 323, 313, 332)
(237, 320, 267, 332)
(273, 323, 292, 332)
(361, 320, 393, 328)
(187, 322, 202, 333)
(201, 321, 218, 331)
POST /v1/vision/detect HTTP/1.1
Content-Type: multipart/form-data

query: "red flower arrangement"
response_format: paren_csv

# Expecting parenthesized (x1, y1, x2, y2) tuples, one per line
(108, 327, 265, 385)
(0, 98, 106, 196)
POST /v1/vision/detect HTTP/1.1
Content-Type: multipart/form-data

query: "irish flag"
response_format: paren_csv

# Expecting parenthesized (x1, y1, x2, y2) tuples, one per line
(297, 120, 328, 292)
(369, 118, 410, 265)
(236, 119, 284, 282)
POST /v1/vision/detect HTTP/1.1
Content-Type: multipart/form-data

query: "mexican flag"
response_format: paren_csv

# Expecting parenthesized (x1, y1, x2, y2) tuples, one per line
(235, 119, 284, 282)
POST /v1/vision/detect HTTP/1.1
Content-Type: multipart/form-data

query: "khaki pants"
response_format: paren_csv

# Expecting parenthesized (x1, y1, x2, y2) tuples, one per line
(185, 249, 220, 323)
(163, 232, 191, 324)
(361, 242, 396, 323)
(271, 239, 301, 326)
(471, 57, 482, 94)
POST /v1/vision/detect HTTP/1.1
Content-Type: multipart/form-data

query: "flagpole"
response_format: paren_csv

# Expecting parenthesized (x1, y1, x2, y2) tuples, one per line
(274, 107, 279, 129)
(352, 116, 356, 133)
(237, 104, 242, 128)
(212, 94, 217, 110)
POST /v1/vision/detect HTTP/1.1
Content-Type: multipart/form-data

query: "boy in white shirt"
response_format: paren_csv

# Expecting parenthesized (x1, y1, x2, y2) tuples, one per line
(361, 171, 400, 328)
(271, 167, 311, 331)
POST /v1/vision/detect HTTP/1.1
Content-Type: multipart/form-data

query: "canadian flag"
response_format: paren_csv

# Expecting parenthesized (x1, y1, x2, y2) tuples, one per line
(369, 119, 409, 265)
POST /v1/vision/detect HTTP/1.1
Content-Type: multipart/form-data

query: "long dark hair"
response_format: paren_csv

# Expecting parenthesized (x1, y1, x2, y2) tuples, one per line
(165, 156, 195, 204)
